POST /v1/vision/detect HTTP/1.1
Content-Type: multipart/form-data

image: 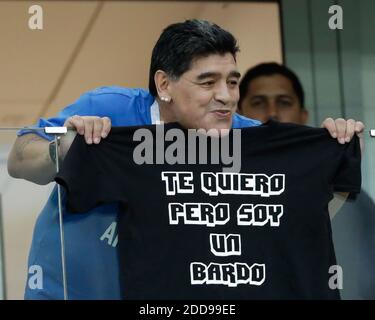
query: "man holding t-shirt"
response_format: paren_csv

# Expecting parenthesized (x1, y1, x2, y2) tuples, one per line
(8, 20, 364, 299)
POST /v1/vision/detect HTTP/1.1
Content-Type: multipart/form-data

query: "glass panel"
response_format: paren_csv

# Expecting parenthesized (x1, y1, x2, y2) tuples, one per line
(0, 130, 55, 300)
(282, 0, 375, 299)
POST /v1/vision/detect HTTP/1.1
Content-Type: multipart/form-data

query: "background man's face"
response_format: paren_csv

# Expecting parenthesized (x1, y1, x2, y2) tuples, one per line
(167, 53, 240, 135)
(239, 74, 308, 125)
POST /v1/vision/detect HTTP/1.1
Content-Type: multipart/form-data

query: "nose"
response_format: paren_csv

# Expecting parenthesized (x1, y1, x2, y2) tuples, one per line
(214, 81, 232, 105)
(268, 101, 278, 121)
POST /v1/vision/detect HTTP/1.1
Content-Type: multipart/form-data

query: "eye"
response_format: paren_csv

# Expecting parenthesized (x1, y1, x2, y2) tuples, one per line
(279, 99, 292, 107)
(250, 99, 265, 108)
(200, 81, 215, 87)
(228, 79, 239, 86)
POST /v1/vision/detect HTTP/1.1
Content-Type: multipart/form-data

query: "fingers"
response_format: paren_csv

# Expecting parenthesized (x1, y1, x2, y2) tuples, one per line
(101, 117, 111, 139)
(354, 121, 365, 135)
(93, 117, 112, 143)
(63, 115, 112, 144)
(322, 117, 365, 145)
(321, 118, 338, 139)
(92, 119, 103, 144)
(334, 118, 347, 144)
(84, 119, 94, 144)
(64, 115, 85, 135)
(344, 119, 356, 143)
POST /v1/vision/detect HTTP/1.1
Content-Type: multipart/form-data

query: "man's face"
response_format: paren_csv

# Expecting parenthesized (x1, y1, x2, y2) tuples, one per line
(239, 74, 308, 125)
(166, 53, 240, 134)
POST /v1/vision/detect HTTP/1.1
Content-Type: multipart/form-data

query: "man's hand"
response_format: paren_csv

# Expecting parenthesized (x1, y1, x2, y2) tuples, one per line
(59, 116, 112, 161)
(321, 118, 365, 154)
(63, 115, 111, 144)
(322, 118, 364, 216)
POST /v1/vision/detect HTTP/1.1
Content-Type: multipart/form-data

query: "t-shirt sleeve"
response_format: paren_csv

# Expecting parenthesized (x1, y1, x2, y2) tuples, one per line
(17, 92, 94, 141)
(54, 133, 125, 213)
(332, 135, 362, 194)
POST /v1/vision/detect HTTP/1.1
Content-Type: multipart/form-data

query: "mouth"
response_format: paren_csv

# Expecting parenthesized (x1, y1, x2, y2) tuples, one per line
(211, 109, 232, 119)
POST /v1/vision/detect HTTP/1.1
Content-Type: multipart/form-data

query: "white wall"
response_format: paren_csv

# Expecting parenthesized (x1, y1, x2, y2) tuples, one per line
(0, 1, 282, 127)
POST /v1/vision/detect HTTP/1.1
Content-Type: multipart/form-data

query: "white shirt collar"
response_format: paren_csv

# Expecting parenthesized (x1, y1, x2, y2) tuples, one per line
(150, 99, 161, 124)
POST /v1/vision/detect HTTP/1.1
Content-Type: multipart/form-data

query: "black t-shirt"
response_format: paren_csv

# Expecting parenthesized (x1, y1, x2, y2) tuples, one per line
(55, 120, 361, 300)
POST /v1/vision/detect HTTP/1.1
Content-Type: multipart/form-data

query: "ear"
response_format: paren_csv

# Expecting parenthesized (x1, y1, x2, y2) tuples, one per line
(300, 108, 309, 125)
(154, 70, 172, 102)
